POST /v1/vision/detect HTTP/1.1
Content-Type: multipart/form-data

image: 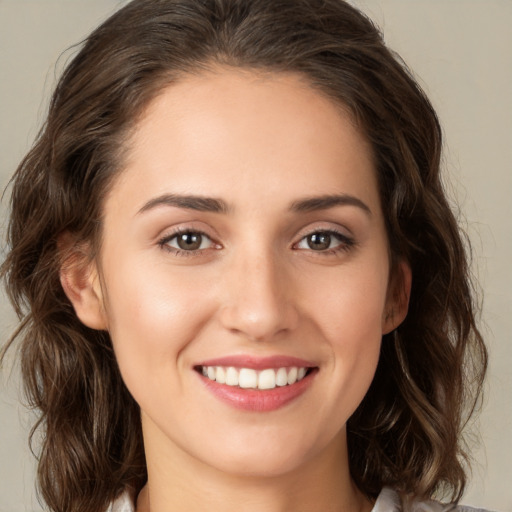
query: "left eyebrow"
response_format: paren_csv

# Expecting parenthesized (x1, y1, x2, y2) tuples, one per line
(137, 193, 230, 215)
(290, 194, 372, 216)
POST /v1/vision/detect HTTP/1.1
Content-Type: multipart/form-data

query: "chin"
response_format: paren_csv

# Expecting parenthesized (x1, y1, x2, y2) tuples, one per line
(209, 449, 311, 479)
(195, 426, 343, 479)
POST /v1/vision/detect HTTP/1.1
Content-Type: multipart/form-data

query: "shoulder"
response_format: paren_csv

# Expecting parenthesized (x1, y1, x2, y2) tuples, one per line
(373, 487, 497, 512)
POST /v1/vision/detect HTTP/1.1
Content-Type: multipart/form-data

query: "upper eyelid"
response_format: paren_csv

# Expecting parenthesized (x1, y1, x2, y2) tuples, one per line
(294, 224, 353, 240)
(296, 229, 352, 242)
(157, 228, 214, 250)
(161, 230, 212, 241)
(161, 226, 210, 237)
(292, 227, 356, 250)
(158, 224, 218, 242)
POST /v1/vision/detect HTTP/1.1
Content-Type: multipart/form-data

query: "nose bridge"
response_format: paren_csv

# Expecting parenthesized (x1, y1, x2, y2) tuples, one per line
(220, 241, 297, 341)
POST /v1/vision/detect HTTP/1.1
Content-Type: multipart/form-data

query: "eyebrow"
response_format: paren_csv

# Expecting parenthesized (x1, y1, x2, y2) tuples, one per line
(290, 194, 372, 215)
(137, 194, 230, 215)
(137, 192, 371, 216)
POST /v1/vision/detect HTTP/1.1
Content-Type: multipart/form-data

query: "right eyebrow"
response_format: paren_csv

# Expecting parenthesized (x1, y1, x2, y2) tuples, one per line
(137, 194, 230, 215)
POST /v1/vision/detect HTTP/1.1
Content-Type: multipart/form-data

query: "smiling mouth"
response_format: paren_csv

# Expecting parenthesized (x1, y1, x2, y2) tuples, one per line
(194, 365, 315, 390)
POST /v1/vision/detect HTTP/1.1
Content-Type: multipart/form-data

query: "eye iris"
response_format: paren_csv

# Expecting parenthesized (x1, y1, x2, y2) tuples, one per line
(307, 232, 331, 250)
(177, 232, 202, 250)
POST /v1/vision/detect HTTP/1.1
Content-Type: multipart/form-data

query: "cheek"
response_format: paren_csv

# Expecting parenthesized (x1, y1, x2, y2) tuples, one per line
(100, 257, 216, 394)
(302, 258, 388, 402)
(305, 255, 389, 341)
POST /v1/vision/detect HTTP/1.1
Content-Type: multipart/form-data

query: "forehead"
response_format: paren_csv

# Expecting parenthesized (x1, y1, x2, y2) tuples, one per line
(110, 68, 379, 215)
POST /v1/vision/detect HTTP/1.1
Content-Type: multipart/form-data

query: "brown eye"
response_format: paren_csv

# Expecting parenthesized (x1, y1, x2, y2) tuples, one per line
(306, 232, 332, 251)
(176, 232, 203, 250)
(162, 231, 214, 252)
(295, 229, 354, 253)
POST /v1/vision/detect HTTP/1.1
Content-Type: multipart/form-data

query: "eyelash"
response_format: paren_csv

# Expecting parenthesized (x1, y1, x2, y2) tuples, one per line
(157, 228, 217, 257)
(293, 229, 356, 255)
(157, 228, 356, 257)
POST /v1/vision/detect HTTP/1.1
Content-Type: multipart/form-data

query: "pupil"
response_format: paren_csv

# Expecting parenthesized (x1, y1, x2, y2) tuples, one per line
(178, 232, 202, 250)
(308, 233, 331, 250)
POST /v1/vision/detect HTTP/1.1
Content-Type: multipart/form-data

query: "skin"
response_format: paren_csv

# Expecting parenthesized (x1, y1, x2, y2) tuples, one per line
(62, 68, 410, 512)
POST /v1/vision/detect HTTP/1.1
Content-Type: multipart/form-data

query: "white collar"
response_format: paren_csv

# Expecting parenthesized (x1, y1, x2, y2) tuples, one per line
(107, 486, 485, 512)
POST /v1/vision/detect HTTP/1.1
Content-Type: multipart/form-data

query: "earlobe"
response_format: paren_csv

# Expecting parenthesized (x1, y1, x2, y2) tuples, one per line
(382, 260, 412, 334)
(59, 234, 108, 331)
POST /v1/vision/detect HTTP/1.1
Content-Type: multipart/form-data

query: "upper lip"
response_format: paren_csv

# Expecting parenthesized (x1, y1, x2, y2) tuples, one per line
(195, 355, 317, 370)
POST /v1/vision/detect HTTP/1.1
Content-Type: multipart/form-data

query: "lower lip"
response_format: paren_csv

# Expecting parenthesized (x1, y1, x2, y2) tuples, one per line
(198, 370, 316, 412)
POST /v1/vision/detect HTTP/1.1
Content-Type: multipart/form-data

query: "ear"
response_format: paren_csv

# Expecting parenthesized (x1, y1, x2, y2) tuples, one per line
(59, 233, 108, 331)
(382, 260, 412, 334)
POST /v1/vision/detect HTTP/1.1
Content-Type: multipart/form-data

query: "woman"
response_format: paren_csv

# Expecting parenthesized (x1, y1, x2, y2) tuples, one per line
(1, 1, 489, 511)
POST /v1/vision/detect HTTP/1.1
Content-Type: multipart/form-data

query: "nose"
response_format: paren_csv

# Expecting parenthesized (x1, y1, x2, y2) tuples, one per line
(219, 249, 299, 342)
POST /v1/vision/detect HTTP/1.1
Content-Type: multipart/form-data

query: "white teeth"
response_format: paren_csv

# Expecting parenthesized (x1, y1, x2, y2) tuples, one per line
(258, 369, 276, 390)
(216, 366, 226, 384)
(239, 368, 257, 388)
(287, 367, 298, 385)
(200, 365, 310, 389)
(226, 367, 239, 386)
(276, 367, 288, 387)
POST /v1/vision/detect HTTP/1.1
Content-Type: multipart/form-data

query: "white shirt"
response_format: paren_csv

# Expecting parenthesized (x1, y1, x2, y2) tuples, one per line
(106, 486, 492, 512)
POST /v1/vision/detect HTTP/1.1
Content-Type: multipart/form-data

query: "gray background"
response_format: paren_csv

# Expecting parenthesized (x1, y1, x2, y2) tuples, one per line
(1, 1, 511, 511)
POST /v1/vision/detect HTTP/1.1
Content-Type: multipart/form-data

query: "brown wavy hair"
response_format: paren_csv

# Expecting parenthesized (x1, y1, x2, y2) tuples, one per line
(1, 1, 487, 511)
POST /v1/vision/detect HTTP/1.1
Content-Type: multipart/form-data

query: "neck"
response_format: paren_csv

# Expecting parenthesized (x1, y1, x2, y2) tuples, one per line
(137, 421, 373, 512)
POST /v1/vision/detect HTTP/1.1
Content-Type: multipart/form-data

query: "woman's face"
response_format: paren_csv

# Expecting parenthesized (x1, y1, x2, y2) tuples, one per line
(71, 69, 408, 478)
